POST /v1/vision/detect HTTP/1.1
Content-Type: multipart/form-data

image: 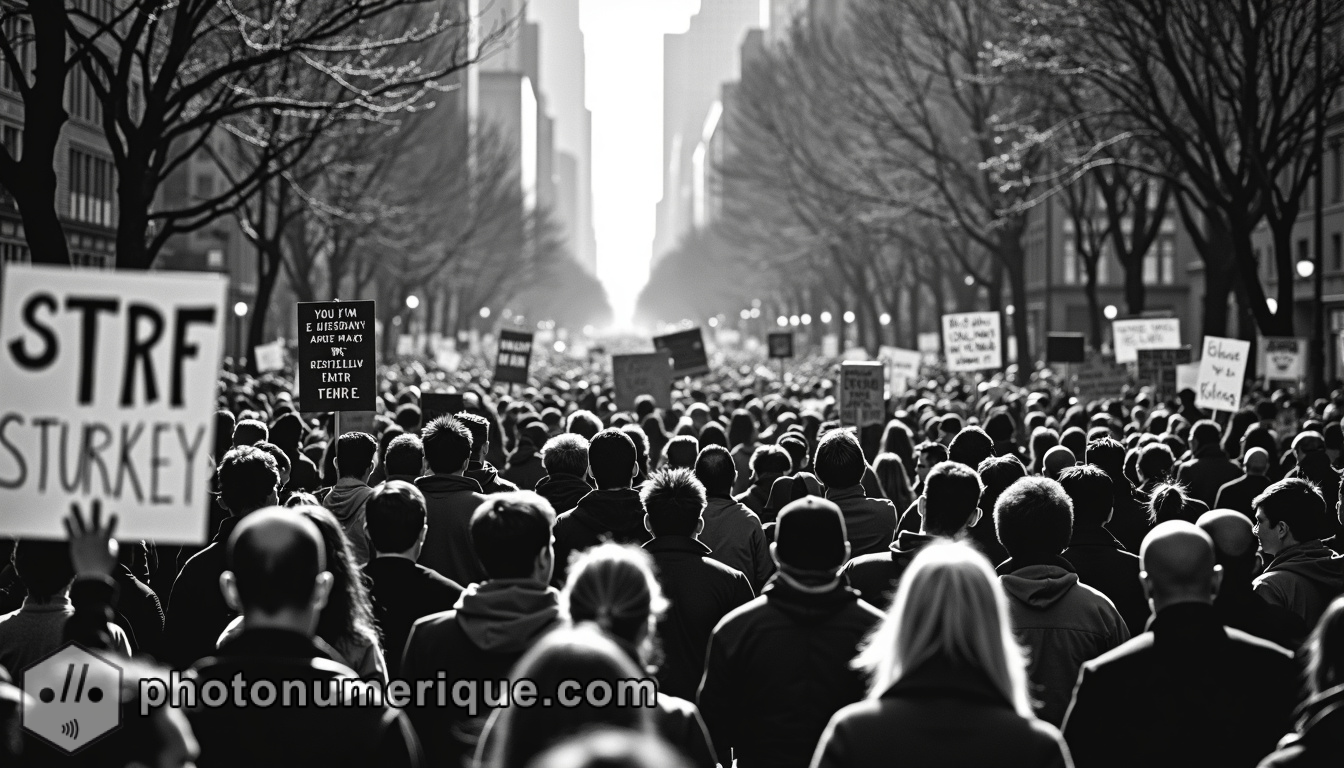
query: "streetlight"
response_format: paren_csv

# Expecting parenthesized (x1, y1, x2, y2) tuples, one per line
(405, 294, 420, 310)
(1267, 298, 1279, 315)
(777, 315, 788, 327)
(964, 275, 975, 287)
(789, 315, 800, 327)
(879, 312, 891, 326)
(234, 301, 248, 317)
(1005, 304, 1015, 317)
(1297, 259, 1315, 278)
(801, 313, 812, 325)
(820, 311, 832, 324)
(709, 317, 719, 328)
(750, 307, 760, 319)
(479, 306, 491, 319)
(1103, 304, 1119, 320)
(232, 302, 248, 366)
(843, 310, 856, 324)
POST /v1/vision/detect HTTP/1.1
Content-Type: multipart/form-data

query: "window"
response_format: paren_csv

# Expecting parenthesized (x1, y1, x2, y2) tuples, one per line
(1334, 233, 1343, 273)
(1159, 239, 1175, 284)
(68, 148, 115, 227)
(70, 232, 113, 269)
(72, 0, 115, 22)
(67, 65, 102, 125)
(1, 17, 34, 93)
(1062, 240, 1077, 285)
(1334, 144, 1342, 203)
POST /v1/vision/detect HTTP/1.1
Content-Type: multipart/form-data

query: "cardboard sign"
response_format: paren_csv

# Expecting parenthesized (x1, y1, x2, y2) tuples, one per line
(878, 346, 921, 383)
(839, 361, 885, 427)
(397, 334, 415, 356)
(254, 340, 285, 373)
(1075, 354, 1131, 402)
(1262, 337, 1306, 381)
(942, 312, 1002, 372)
(1137, 346, 1192, 402)
(494, 329, 534, 385)
(420, 392, 465, 424)
(297, 300, 377, 412)
(1176, 362, 1200, 395)
(339, 410, 378, 437)
(612, 353, 674, 410)
(767, 332, 794, 359)
(918, 332, 941, 354)
(821, 334, 840, 358)
(1195, 336, 1250, 412)
(653, 328, 710, 377)
(0, 264, 227, 543)
(1046, 333, 1086, 363)
(1111, 318, 1181, 364)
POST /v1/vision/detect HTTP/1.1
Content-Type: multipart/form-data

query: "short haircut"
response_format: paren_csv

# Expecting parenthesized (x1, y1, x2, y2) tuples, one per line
(1085, 437, 1125, 479)
(217, 446, 280, 514)
(1191, 419, 1221, 448)
(917, 441, 949, 466)
(365, 480, 427, 554)
(456, 412, 491, 457)
(815, 429, 866, 488)
(542, 433, 590, 477)
(663, 435, 700, 470)
(1056, 464, 1113, 528)
(228, 509, 324, 614)
(470, 491, 557, 579)
(335, 431, 378, 478)
(588, 428, 637, 487)
(1137, 442, 1175, 482)
(777, 434, 809, 470)
(384, 434, 425, 478)
(12, 540, 74, 598)
(1253, 477, 1331, 541)
(948, 426, 994, 470)
(921, 461, 983, 536)
(567, 410, 604, 440)
(233, 418, 269, 447)
(641, 468, 707, 536)
(693, 445, 736, 495)
(421, 415, 473, 474)
(749, 444, 792, 479)
(994, 476, 1074, 559)
(394, 403, 422, 433)
(255, 442, 291, 475)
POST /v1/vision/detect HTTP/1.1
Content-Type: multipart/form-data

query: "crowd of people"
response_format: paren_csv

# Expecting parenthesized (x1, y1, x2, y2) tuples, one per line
(1, 346, 1343, 768)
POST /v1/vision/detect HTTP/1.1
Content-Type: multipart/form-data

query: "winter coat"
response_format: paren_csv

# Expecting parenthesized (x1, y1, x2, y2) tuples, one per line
(163, 516, 242, 669)
(364, 555, 463, 678)
(502, 446, 547, 490)
(824, 486, 898, 558)
(415, 473, 489, 586)
(700, 497, 774, 591)
(552, 488, 650, 585)
(1176, 446, 1243, 509)
(466, 459, 520, 494)
(1214, 474, 1272, 519)
(1257, 684, 1344, 768)
(840, 530, 938, 610)
(322, 477, 375, 565)
(1253, 541, 1344, 628)
(1062, 527, 1150, 635)
(534, 472, 593, 517)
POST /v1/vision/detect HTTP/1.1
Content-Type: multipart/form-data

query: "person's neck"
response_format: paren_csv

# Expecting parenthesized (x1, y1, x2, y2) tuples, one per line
(1152, 596, 1213, 614)
(776, 568, 841, 594)
(23, 593, 69, 608)
(706, 490, 732, 500)
(338, 474, 366, 484)
(242, 610, 316, 635)
(596, 484, 631, 492)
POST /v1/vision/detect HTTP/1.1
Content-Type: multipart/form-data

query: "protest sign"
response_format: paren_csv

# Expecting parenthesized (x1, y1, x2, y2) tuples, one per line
(1074, 354, 1131, 402)
(839, 361, 886, 427)
(821, 334, 840, 358)
(1111, 318, 1181, 364)
(397, 334, 414, 356)
(1195, 336, 1251, 412)
(340, 410, 377, 436)
(767, 332, 794, 359)
(1046, 333, 1086, 363)
(254, 340, 286, 373)
(0, 264, 226, 543)
(878, 346, 921, 383)
(297, 300, 376, 412)
(1261, 337, 1306, 381)
(420, 392, 466, 423)
(494, 329, 534, 385)
(1137, 346, 1193, 402)
(941, 312, 1002, 372)
(653, 328, 710, 376)
(1176, 362, 1200, 395)
(918, 332, 941, 354)
(612, 353, 674, 410)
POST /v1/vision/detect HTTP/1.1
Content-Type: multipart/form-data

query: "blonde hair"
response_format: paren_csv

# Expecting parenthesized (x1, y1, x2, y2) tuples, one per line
(853, 540, 1033, 718)
(561, 543, 669, 667)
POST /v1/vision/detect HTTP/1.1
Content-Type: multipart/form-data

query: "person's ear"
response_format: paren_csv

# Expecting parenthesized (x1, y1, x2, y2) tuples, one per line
(310, 571, 334, 613)
(220, 571, 242, 613)
(918, 495, 927, 518)
(695, 517, 705, 536)
(417, 524, 428, 548)
(631, 460, 639, 480)
(968, 508, 982, 530)
(1139, 570, 1154, 603)
(644, 513, 655, 536)
(1210, 563, 1224, 600)
(769, 541, 780, 569)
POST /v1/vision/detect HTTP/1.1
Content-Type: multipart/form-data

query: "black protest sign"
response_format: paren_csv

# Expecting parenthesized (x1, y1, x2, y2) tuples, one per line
(421, 392, 466, 423)
(297, 301, 377, 412)
(653, 328, 710, 376)
(768, 332, 795, 359)
(0, 264, 227, 543)
(1047, 333, 1086, 363)
(494, 330, 534, 385)
(1137, 347, 1192, 403)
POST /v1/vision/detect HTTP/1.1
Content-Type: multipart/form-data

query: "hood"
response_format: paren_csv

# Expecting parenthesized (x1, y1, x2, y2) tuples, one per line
(465, 460, 501, 487)
(535, 473, 592, 496)
(455, 579, 564, 653)
(890, 530, 937, 556)
(415, 473, 483, 496)
(999, 562, 1079, 609)
(569, 489, 646, 536)
(323, 478, 373, 523)
(1264, 542, 1344, 593)
(507, 445, 541, 469)
(762, 574, 862, 625)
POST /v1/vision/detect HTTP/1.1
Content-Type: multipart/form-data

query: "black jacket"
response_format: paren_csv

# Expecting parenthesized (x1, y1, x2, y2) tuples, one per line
(1062, 526, 1151, 635)
(1257, 684, 1344, 768)
(1213, 579, 1310, 651)
(534, 472, 593, 517)
(1176, 446, 1243, 508)
(811, 658, 1071, 768)
(466, 460, 519, 494)
(698, 577, 883, 768)
(1062, 603, 1298, 768)
(189, 628, 420, 768)
(1214, 474, 1272, 520)
(163, 516, 241, 669)
(111, 563, 165, 658)
(1103, 478, 1151, 554)
(364, 556, 463, 678)
(552, 488, 650, 585)
(643, 535, 755, 700)
(840, 530, 938, 610)
(415, 474, 488, 586)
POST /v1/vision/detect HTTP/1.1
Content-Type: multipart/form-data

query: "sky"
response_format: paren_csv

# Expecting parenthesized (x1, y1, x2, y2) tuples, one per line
(578, 0, 704, 327)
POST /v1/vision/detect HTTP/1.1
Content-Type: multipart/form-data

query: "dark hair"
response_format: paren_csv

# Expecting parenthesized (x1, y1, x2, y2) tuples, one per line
(948, 427, 994, 470)
(270, 412, 305, 451)
(916, 441, 949, 467)
(394, 403, 422, 433)
(1056, 465, 1113, 528)
(1148, 482, 1195, 525)
(256, 441, 291, 475)
(1253, 477, 1331, 541)
(749, 444, 792, 480)
(334, 432, 377, 478)
(693, 445, 736, 496)
(228, 510, 324, 614)
(815, 429, 866, 488)
(12, 540, 73, 598)
(543, 434, 590, 477)
(662, 435, 700, 470)
(698, 422, 728, 450)
(422, 415, 473, 474)
(233, 418, 269, 447)
(1190, 419, 1221, 449)
(921, 461, 983, 536)
(621, 424, 651, 478)
(1085, 437, 1126, 480)
(217, 446, 280, 515)
(994, 477, 1074, 559)
(1137, 442, 1175, 483)
(384, 434, 425, 478)
(470, 491, 557, 579)
(641, 468, 706, 536)
(589, 428, 638, 488)
(728, 409, 757, 449)
(376, 424, 405, 470)
(366, 480, 427, 554)
(1060, 427, 1088, 461)
(984, 410, 1016, 442)
(457, 412, 492, 458)
(778, 434, 810, 471)
(567, 410, 604, 440)
(297, 506, 379, 651)
(977, 454, 1027, 515)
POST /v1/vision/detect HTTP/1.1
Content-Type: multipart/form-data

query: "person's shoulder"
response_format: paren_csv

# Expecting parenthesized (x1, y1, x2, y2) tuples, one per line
(713, 594, 770, 634)
(1082, 632, 1153, 672)
(408, 608, 461, 640)
(845, 550, 895, 571)
(1224, 626, 1295, 662)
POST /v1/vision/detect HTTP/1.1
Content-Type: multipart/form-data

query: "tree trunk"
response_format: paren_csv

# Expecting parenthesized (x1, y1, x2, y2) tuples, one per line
(114, 182, 152, 270)
(1083, 258, 1103, 352)
(246, 242, 282, 376)
(1122, 256, 1146, 316)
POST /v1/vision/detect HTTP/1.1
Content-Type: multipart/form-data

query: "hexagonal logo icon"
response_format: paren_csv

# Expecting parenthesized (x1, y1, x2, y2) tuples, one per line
(21, 643, 123, 753)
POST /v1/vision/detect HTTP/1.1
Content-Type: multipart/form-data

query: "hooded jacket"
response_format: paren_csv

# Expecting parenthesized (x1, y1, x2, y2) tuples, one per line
(552, 488, 650, 585)
(1258, 684, 1344, 768)
(1062, 526, 1151, 635)
(840, 530, 937, 609)
(466, 459, 519, 494)
(1253, 541, 1344, 628)
(415, 473, 488, 586)
(502, 445, 547, 490)
(323, 477, 374, 565)
(401, 579, 563, 768)
(700, 497, 774, 591)
(824, 485, 898, 558)
(534, 472, 593, 516)
(698, 577, 883, 768)
(999, 556, 1131, 725)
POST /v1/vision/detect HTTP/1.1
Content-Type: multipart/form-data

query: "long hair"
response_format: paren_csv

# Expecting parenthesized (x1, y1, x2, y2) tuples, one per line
(562, 544, 669, 672)
(853, 540, 1033, 718)
(294, 506, 380, 659)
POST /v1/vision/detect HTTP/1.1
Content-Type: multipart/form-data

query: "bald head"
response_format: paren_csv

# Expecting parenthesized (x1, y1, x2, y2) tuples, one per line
(1042, 445, 1077, 480)
(227, 508, 327, 615)
(1292, 431, 1325, 459)
(1242, 447, 1270, 476)
(1197, 509, 1258, 564)
(1140, 521, 1222, 608)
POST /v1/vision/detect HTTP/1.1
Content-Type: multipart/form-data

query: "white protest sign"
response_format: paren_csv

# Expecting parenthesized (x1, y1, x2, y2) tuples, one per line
(1261, 337, 1306, 381)
(1195, 336, 1250, 412)
(0, 264, 227, 543)
(821, 334, 840, 358)
(1176, 362, 1200, 395)
(612, 353, 674, 410)
(839, 361, 885, 427)
(918, 332, 941, 354)
(878, 346, 921, 383)
(254, 340, 285, 372)
(1111, 318, 1181, 364)
(941, 312, 1002, 372)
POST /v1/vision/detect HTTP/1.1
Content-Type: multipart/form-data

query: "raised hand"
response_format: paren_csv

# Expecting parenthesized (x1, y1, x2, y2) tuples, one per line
(63, 500, 120, 577)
